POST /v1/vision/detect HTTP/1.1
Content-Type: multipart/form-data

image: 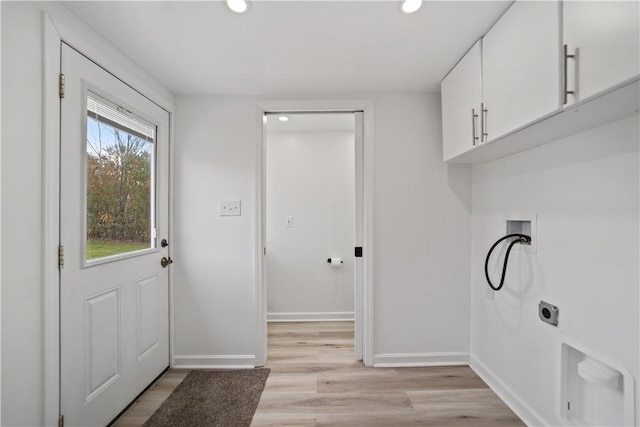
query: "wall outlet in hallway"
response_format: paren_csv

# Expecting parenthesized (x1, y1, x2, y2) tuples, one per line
(219, 200, 241, 216)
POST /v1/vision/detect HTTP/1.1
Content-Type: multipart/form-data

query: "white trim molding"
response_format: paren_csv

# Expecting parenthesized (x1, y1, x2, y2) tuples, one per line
(469, 356, 549, 426)
(267, 312, 355, 322)
(0, 4, 3, 421)
(42, 13, 62, 426)
(255, 98, 375, 367)
(173, 355, 256, 369)
(374, 352, 469, 368)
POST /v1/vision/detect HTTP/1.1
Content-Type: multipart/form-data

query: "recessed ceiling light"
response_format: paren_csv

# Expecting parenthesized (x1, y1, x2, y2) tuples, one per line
(401, 0, 422, 14)
(227, 0, 250, 14)
(278, 116, 289, 122)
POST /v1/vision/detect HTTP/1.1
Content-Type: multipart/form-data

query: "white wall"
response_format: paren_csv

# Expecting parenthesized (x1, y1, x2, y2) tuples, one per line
(1, 2, 174, 424)
(266, 130, 355, 319)
(470, 115, 639, 425)
(173, 97, 258, 367)
(2, 4, 47, 424)
(373, 94, 471, 364)
(174, 93, 472, 367)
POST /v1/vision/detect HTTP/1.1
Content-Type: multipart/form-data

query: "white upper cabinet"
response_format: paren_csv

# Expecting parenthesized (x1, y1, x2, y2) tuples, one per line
(440, 0, 639, 163)
(441, 40, 483, 162)
(482, 0, 561, 142)
(563, 0, 640, 104)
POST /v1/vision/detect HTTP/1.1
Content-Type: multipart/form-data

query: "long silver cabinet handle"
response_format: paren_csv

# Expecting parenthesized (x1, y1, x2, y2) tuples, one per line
(563, 44, 576, 105)
(481, 103, 488, 143)
(472, 108, 479, 146)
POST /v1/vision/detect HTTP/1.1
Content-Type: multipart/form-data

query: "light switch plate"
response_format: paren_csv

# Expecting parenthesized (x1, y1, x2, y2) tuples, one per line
(286, 216, 293, 228)
(219, 200, 241, 216)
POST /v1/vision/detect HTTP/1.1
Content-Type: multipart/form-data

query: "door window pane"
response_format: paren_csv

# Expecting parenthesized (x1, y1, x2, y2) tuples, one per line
(86, 92, 156, 261)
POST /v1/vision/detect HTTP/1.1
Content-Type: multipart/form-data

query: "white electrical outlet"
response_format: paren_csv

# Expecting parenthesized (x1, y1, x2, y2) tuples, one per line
(219, 200, 241, 216)
(286, 216, 294, 228)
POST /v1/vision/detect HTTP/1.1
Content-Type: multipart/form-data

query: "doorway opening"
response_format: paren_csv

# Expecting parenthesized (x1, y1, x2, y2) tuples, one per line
(263, 111, 363, 366)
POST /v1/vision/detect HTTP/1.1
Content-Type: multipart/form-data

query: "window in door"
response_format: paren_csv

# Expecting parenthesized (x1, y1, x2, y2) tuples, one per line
(85, 91, 157, 262)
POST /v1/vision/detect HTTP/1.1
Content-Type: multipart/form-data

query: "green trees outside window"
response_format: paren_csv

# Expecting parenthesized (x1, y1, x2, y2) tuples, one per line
(86, 117, 154, 259)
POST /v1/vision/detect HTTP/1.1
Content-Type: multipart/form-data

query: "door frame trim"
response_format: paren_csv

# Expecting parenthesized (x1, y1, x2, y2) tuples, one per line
(255, 100, 375, 366)
(42, 12, 175, 426)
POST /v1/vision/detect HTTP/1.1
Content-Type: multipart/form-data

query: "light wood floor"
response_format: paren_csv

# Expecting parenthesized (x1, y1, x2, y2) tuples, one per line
(111, 369, 190, 426)
(252, 321, 524, 426)
(113, 321, 524, 426)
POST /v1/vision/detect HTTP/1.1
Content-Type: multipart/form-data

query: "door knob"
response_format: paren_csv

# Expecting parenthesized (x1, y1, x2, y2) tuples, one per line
(160, 257, 173, 268)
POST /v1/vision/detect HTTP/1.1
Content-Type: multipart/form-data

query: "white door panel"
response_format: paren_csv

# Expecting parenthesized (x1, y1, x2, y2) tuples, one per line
(137, 275, 162, 360)
(441, 39, 483, 161)
(564, 0, 640, 103)
(482, 0, 561, 141)
(84, 288, 120, 402)
(60, 43, 170, 426)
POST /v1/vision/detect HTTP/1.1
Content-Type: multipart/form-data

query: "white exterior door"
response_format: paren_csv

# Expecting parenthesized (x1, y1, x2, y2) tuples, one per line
(60, 43, 170, 426)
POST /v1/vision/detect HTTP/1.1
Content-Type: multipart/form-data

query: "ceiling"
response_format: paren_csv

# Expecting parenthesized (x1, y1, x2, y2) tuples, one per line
(266, 112, 355, 132)
(62, 1, 512, 96)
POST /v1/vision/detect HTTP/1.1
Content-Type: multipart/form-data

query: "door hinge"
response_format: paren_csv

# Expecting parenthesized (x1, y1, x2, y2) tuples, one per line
(58, 415, 64, 427)
(355, 247, 363, 258)
(59, 73, 65, 99)
(58, 245, 64, 269)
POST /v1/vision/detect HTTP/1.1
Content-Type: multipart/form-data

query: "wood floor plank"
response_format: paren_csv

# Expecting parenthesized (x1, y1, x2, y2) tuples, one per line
(267, 351, 321, 365)
(408, 389, 525, 426)
(319, 330, 354, 339)
(251, 413, 318, 426)
(318, 366, 488, 393)
(316, 412, 524, 427)
(263, 372, 318, 394)
(112, 369, 190, 426)
(408, 388, 515, 413)
(256, 392, 415, 415)
(269, 337, 353, 347)
(265, 361, 365, 375)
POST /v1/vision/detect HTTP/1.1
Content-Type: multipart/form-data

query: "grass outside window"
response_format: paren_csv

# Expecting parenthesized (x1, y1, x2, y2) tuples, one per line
(87, 240, 149, 260)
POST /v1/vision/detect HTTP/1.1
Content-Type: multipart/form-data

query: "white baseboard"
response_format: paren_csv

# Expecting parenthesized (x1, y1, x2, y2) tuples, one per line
(267, 311, 354, 322)
(469, 356, 549, 426)
(172, 354, 256, 369)
(374, 352, 469, 367)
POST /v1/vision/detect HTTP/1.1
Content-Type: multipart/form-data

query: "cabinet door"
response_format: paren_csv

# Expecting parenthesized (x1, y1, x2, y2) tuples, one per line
(441, 40, 482, 162)
(482, 0, 561, 141)
(564, 0, 640, 103)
